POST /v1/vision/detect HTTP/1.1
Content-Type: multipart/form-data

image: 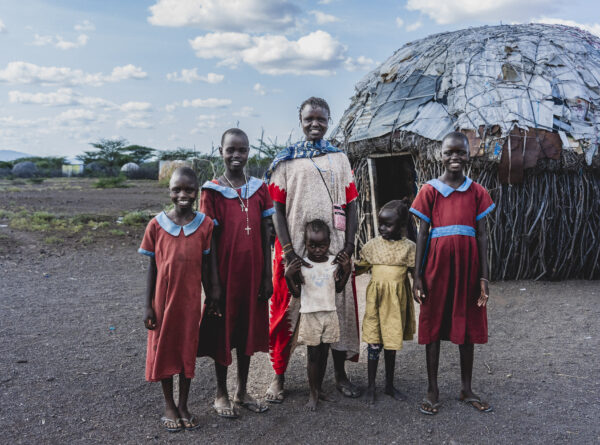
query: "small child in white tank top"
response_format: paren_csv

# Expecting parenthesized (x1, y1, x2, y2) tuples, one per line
(284, 219, 351, 411)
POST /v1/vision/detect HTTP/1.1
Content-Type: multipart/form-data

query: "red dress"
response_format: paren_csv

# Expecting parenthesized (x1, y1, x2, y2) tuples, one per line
(138, 211, 213, 382)
(410, 177, 495, 345)
(197, 177, 275, 366)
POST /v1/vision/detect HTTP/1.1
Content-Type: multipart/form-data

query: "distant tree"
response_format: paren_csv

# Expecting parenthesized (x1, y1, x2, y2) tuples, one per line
(158, 148, 199, 161)
(124, 145, 156, 164)
(77, 138, 129, 167)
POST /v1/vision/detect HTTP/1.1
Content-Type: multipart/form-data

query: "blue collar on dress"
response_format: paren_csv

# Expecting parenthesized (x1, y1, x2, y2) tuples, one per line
(427, 177, 473, 197)
(156, 211, 205, 237)
(201, 176, 263, 199)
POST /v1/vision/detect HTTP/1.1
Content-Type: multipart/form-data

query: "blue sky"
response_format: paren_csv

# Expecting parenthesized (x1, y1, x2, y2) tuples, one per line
(1, 0, 598, 158)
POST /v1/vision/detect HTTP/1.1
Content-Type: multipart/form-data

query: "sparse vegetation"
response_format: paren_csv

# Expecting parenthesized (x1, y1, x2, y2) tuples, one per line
(93, 176, 128, 189)
(122, 211, 150, 226)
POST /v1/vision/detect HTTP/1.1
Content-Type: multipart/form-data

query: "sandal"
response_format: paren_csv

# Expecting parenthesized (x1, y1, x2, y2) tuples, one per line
(213, 401, 239, 419)
(336, 381, 361, 398)
(180, 415, 201, 430)
(460, 395, 493, 413)
(233, 397, 269, 413)
(160, 416, 183, 432)
(419, 398, 441, 416)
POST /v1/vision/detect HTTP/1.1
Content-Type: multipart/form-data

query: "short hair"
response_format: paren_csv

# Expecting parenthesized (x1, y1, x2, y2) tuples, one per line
(304, 219, 330, 240)
(298, 97, 331, 121)
(170, 166, 198, 188)
(380, 199, 409, 226)
(442, 131, 469, 149)
(221, 128, 249, 146)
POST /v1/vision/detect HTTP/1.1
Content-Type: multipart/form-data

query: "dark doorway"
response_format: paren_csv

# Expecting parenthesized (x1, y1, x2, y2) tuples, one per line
(367, 154, 416, 237)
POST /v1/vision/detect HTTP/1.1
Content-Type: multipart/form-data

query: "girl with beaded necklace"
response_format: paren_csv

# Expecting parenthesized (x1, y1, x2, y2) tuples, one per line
(197, 128, 275, 418)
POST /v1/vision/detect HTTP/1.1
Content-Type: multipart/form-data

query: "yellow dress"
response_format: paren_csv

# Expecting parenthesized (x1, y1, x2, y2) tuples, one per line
(356, 236, 416, 350)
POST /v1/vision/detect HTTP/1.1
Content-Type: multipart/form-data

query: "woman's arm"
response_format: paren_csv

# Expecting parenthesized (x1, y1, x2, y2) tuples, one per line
(259, 217, 274, 300)
(273, 201, 310, 284)
(334, 251, 352, 293)
(143, 257, 157, 329)
(343, 200, 358, 255)
(412, 218, 430, 304)
(476, 217, 490, 307)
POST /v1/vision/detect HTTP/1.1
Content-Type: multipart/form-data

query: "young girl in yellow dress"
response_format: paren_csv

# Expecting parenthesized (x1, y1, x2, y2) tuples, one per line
(356, 199, 416, 404)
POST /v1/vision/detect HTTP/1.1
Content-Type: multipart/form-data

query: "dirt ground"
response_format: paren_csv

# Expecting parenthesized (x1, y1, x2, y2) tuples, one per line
(0, 178, 598, 444)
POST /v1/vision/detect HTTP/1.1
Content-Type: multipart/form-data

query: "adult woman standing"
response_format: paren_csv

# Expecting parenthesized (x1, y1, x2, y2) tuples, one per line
(264, 97, 360, 402)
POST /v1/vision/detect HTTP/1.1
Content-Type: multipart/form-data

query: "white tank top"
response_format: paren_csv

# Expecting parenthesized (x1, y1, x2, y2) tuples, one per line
(300, 256, 338, 313)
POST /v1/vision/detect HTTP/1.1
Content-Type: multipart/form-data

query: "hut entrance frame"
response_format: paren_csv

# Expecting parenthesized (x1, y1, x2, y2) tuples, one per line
(366, 153, 416, 235)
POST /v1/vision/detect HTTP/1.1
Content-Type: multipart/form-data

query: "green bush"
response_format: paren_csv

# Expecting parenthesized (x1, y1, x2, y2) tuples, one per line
(122, 211, 150, 226)
(93, 176, 128, 188)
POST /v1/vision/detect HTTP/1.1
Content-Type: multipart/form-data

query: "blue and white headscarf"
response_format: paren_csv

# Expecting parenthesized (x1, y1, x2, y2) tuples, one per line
(263, 139, 342, 183)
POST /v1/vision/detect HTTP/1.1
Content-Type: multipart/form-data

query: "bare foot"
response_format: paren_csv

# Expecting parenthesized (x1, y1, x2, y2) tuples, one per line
(384, 385, 406, 401)
(459, 390, 492, 412)
(213, 395, 238, 418)
(419, 391, 440, 415)
(304, 395, 319, 412)
(265, 375, 284, 404)
(364, 386, 376, 405)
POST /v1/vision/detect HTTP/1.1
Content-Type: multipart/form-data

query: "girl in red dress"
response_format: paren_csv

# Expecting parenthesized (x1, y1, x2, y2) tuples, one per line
(411, 132, 495, 416)
(198, 128, 275, 418)
(139, 167, 217, 432)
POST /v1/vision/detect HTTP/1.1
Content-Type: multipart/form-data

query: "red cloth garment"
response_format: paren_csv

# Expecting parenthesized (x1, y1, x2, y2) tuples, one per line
(267, 151, 360, 375)
(138, 212, 213, 382)
(410, 177, 495, 345)
(197, 177, 275, 366)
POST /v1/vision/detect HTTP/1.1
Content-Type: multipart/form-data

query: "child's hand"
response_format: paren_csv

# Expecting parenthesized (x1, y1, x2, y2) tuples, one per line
(477, 280, 489, 307)
(284, 256, 307, 285)
(258, 277, 274, 301)
(143, 307, 156, 330)
(206, 297, 222, 317)
(413, 277, 426, 304)
(334, 251, 351, 281)
(332, 245, 353, 265)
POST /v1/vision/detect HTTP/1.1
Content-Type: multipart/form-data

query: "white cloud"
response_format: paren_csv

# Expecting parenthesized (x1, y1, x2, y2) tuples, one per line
(533, 17, 600, 37)
(308, 10, 340, 24)
(108, 64, 148, 81)
(344, 56, 375, 72)
(56, 34, 89, 50)
(117, 113, 153, 129)
(8, 88, 114, 108)
(396, 17, 404, 28)
(55, 109, 100, 125)
(0, 62, 147, 86)
(190, 30, 347, 75)
(74, 20, 95, 32)
(253, 83, 266, 95)
(120, 101, 152, 112)
(0, 18, 6, 33)
(166, 97, 232, 112)
(318, 0, 336, 4)
(0, 116, 44, 128)
(189, 32, 252, 62)
(148, 0, 300, 32)
(166, 68, 224, 83)
(233, 106, 258, 118)
(405, 21, 423, 32)
(406, 0, 556, 25)
(32, 33, 89, 50)
(182, 98, 231, 108)
(191, 114, 219, 133)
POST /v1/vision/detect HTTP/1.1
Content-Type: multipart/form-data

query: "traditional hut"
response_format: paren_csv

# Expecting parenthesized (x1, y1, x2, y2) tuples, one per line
(331, 24, 600, 280)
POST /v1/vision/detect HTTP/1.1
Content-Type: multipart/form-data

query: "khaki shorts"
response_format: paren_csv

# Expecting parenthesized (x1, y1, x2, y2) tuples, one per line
(297, 311, 340, 346)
